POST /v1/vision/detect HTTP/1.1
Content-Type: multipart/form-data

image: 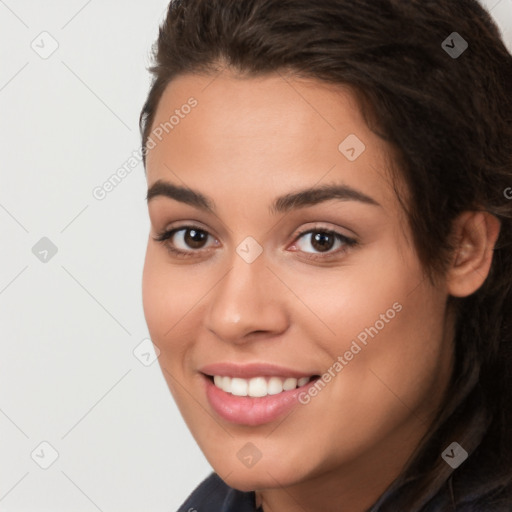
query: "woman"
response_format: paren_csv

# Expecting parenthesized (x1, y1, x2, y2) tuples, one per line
(139, 0, 512, 510)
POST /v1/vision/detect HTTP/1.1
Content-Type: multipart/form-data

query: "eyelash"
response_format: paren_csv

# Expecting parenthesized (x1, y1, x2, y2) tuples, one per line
(152, 224, 358, 261)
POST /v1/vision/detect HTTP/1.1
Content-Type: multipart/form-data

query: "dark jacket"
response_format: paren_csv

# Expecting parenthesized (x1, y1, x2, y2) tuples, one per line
(176, 471, 512, 511)
(177, 472, 263, 512)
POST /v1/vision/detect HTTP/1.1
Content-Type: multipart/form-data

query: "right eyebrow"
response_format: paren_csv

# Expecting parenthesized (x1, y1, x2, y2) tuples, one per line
(146, 180, 214, 212)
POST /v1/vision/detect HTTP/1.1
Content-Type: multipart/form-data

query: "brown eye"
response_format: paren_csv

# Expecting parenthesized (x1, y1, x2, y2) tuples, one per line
(295, 230, 346, 254)
(310, 232, 336, 252)
(153, 226, 216, 256)
(183, 228, 209, 249)
(290, 228, 358, 261)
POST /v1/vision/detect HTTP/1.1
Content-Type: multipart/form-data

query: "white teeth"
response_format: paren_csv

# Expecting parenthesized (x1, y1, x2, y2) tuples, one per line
(267, 377, 283, 395)
(211, 375, 312, 397)
(283, 377, 298, 391)
(230, 377, 248, 396)
(221, 376, 231, 393)
(248, 377, 267, 397)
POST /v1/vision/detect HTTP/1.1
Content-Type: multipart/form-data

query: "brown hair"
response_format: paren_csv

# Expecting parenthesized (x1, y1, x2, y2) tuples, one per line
(139, 1, 512, 509)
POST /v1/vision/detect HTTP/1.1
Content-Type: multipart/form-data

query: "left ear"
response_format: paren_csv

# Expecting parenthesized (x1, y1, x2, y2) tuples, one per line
(446, 210, 501, 297)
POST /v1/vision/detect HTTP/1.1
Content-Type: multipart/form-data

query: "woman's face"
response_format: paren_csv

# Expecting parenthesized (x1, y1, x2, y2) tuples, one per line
(142, 71, 454, 496)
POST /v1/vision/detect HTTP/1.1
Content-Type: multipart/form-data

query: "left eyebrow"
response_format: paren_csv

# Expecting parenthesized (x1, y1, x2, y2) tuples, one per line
(145, 179, 381, 214)
(270, 183, 381, 214)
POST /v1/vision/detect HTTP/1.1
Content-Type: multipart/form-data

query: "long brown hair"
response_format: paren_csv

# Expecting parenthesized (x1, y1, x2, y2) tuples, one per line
(139, 1, 512, 509)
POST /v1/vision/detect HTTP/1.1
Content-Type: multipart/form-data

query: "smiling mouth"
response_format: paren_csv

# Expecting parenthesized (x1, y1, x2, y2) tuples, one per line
(204, 374, 320, 398)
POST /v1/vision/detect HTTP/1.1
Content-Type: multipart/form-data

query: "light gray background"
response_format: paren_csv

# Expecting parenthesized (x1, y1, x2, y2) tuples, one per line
(1, 1, 511, 510)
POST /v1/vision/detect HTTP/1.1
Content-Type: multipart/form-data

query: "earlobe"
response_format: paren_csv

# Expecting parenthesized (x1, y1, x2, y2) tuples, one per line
(447, 211, 501, 297)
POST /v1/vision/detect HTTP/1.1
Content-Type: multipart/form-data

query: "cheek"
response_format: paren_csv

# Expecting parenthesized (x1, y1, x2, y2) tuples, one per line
(287, 242, 448, 414)
(141, 245, 197, 350)
(142, 250, 169, 339)
(281, 241, 417, 352)
(320, 277, 448, 442)
(141, 248, 200, 407)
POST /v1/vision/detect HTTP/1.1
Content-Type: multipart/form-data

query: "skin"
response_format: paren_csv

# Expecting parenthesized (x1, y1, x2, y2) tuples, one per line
(142, 70, 500, 512)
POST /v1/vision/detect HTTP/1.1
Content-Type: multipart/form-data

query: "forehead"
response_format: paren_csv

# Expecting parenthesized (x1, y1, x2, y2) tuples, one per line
(145, 71, 399, 213)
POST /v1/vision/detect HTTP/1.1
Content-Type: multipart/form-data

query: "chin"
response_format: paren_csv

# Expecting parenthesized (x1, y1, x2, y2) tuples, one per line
(216, 460, 305, 492)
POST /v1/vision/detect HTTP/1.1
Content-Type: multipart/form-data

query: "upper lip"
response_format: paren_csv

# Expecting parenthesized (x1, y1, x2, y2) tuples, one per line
(199, 362, 317, 379)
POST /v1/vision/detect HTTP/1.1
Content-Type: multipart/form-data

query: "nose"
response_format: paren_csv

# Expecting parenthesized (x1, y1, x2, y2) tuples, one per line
(203, 250, 289, 344)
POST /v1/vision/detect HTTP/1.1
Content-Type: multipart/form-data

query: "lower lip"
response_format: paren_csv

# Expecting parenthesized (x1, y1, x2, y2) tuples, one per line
(203, 374, 318, 426)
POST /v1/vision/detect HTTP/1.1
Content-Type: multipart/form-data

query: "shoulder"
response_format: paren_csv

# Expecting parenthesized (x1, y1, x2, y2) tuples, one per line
(176, 472, 260, 512)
